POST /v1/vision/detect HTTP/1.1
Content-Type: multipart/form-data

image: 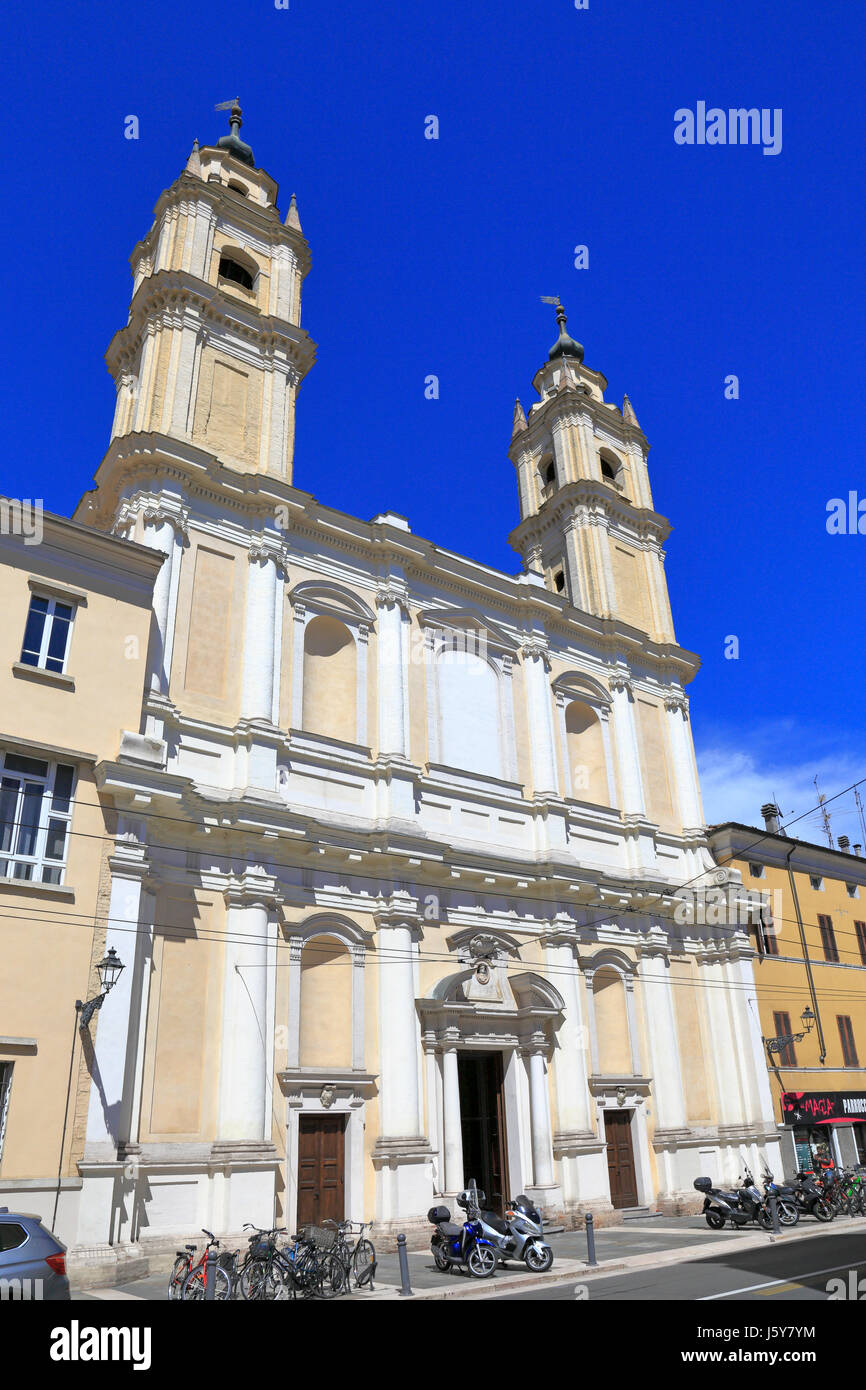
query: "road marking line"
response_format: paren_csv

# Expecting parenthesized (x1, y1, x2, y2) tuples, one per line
(699, 1261, 863, 1300)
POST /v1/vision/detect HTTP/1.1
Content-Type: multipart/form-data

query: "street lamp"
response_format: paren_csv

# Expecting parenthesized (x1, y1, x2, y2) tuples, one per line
(764, 1006, 815, 1059)
(76, 948, 125, 1027)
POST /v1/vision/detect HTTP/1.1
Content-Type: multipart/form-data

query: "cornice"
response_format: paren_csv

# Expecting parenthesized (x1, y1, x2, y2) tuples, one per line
(133, 170, 311, 273)
(106, 270, 316, 379)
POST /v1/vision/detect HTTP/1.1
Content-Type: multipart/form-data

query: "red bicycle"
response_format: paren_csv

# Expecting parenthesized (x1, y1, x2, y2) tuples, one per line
(168, 1230, 232, 1301)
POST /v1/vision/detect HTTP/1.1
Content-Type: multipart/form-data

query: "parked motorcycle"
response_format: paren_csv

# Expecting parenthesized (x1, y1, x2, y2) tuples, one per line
(468, 1190, 554, 1273)
(428, 1203, 498, 1278)
(790, 1170, 835, 1222)
(694, 1169, 773, 1230)
(760, 1169, 800, 1226)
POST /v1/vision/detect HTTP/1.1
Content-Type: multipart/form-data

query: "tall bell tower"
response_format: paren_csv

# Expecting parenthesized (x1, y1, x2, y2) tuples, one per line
(508, 304, 675, 644)
(105, 102, 315, 482)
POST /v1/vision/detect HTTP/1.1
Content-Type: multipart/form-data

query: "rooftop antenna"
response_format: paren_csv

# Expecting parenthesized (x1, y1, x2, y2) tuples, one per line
(814, 775, 835, 850)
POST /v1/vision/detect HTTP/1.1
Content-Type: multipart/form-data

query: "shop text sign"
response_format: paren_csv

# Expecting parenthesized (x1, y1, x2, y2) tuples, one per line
(782, 1091, 866, 1123)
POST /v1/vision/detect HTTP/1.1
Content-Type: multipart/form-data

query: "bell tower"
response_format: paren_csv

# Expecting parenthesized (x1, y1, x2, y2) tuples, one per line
(508, 303, 675, 644)
(105, 102, 316, 482)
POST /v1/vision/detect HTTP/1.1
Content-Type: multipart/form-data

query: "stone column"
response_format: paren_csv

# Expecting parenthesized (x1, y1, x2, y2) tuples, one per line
(521, 640, 559, 796)
(376, 586, 409, 758)
(544, 937, 592, 1135)
(240, 540, 283, 789)
(241, 543, 281, 722)
(217, 869, 282, 1145)
(82, 820, 154, 1159)
(77, 820, 155, 1251)
(526, 1039, 557, 1191)
(726, 935, 778, 1131)
(640, 934, 689, 1138)
(441, 1042, 465, 1193)
(700, 952, 749, 1133)
(664, 694, 704, 830)
(290, 600, 307, 730)
(609, 676, 645, 816)
(140, 505, 187, 698)
(372, 906, 433, 1227)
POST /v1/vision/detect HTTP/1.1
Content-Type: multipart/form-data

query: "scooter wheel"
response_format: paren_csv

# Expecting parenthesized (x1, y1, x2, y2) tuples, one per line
(432, 1246, 450, 1271)
(467, 1246, 497, 1279)
(757, 1207, 773, 1230)
(813, 1198, 834, 1223)
(705, 1210, 725, 1230)
(524, 1243, 553, 1273)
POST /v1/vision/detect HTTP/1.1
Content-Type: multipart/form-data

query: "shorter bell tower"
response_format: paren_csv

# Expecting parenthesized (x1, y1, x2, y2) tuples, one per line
(508, 303, 675, 644)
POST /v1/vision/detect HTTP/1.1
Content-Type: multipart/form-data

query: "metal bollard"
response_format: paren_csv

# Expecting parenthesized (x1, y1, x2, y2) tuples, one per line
(585, 1212, 598, 1266)
(768, 1191, 781, 1236)
(397, 1233, 413, 1296)
(205, 1246, 217, 1300)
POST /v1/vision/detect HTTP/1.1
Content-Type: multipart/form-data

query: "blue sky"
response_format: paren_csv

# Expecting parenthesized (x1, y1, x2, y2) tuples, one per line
(2, 0, 864, 839)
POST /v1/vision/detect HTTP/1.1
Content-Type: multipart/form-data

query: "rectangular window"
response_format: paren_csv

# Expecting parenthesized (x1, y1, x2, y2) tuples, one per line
(0, 1062, 12, 1165)
(847, 884, 858, 899)
(809, 875, 824, 892)
(773, 1010, 797, 1066)
(838, 1015, 859, 1067)
(748, 862, 765, 879)
(856, 921, 866, 967)
(818, 914, 839, 963)
(19, 594, 75, 674)
(0, 753, 74, 885)
(755, 910, 779, 956)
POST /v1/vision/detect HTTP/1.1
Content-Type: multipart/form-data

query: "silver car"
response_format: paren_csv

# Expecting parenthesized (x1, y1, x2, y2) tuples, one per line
(0, 1208, 70, 1300)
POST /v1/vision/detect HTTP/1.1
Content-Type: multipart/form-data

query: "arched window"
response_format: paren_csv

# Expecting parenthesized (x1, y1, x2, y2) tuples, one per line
(540, 457, 557, 499)
(227, 181, 248, 197)
(302, 615, 357, 742)
(599, 451, 623, 487)
(218, 254, 255, 291)
(553, 568, 566, 594)
(565, 700, 609, 804)
(299, 935, 353, 1067)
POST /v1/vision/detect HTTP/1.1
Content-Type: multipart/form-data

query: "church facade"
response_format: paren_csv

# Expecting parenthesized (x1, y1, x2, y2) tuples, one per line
(65, 108, 780, 1270)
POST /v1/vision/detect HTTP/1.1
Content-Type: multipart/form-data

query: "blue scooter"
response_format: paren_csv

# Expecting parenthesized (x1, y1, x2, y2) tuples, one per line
(428, 1199, 498, 1278)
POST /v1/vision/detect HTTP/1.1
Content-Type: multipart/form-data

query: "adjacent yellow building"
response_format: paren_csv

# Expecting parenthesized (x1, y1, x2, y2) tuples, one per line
(0, 505, 162, 1255)
(709, 806, 866, 1176)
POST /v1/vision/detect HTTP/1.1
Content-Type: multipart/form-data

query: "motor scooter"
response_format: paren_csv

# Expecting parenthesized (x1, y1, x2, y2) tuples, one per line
(463, 1188, 554, 1273)
(694, 1169, 773, 1230)
(428, 1204, 498, 1278)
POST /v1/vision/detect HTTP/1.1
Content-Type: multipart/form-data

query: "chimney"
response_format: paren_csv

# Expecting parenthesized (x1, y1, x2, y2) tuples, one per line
(855, 844, 862, 857)
(839, 835, 850, 853)
(761, 802, 781, 835)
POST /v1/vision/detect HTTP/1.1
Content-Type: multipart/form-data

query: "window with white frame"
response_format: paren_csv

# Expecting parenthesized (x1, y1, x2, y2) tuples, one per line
(0, 1062, 12, 1164)
(0, 753, 74, 884)
(19, 594, 75, 673)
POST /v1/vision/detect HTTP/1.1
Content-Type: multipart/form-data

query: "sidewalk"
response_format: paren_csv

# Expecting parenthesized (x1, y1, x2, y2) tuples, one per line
(80, 1211, 866, 1302)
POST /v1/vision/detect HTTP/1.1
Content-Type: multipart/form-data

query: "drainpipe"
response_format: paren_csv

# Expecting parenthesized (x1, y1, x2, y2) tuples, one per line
(785, 842, 826, 1064)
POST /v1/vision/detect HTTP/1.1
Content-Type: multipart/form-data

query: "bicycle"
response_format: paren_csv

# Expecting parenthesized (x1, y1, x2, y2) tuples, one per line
(238, 1226, 298, 1301)
(178, 1230, 232, 1301)
(323, 1219, 377, 1289)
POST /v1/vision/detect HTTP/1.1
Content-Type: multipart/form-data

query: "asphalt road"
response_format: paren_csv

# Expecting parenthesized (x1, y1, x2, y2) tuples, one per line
(484, 1231, 866, 1300)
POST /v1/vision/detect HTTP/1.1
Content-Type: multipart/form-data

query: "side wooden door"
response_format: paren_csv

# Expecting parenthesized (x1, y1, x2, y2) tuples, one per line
(297, 1114, 345, 1226)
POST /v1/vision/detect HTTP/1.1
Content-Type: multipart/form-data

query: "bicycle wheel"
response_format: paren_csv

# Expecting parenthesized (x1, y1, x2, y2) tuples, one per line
(181, 1265, 232, 1301)
(315, 1253, 347, 1299)
(239, 1259, 271, 1301)
(168, 1255, 190, 1301)
(352, 1239, 377, 1287)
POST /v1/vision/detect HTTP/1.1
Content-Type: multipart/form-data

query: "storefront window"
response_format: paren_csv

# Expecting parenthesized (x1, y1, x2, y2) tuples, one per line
(855, 1124, 866, 1166)
(793, 1126, 836, 1173)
